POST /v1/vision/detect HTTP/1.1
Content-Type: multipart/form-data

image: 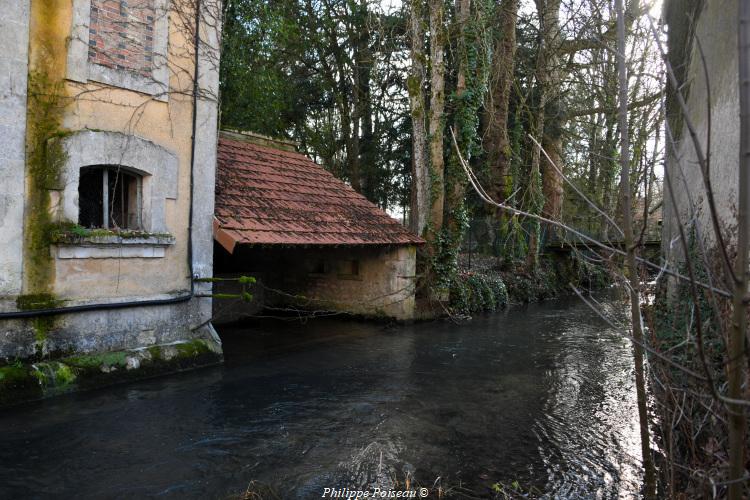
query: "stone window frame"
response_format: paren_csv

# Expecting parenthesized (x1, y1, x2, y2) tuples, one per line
(67, 0, 170, 100)
(58, 130, 178, 234)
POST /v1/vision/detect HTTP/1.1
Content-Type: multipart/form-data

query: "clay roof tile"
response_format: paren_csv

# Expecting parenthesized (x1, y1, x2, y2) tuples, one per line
(214, 136, 424, 251)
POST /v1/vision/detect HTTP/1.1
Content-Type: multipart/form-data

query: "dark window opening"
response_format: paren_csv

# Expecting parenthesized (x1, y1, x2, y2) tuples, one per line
(78, 166, 142, 230)
(338, 259, 360, 278)
(310, 260, 328, 275)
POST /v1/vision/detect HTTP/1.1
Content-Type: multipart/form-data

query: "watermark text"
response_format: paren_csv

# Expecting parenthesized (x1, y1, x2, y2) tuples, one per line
(321, 487, 428, 498)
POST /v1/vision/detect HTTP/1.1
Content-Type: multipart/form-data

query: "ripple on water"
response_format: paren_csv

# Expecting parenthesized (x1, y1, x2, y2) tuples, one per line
(0, 294, 643, 499)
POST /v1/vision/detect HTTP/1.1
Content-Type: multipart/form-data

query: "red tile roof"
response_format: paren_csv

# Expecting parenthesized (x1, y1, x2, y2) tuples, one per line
(214, 135, 424, 252)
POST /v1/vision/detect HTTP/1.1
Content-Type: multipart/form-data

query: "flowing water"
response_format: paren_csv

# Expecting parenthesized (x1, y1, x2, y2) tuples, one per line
(0, 294, 644, 499)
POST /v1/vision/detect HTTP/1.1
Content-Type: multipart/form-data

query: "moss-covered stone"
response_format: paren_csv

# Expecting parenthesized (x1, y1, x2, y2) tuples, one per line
(147, 346, 162, 362)
(15, 293, 62, 311)
(32, 361, 78, 396)
(14, 295, 60, 357)
(48, 223, 174, 244)
(0, 363, 43, 406)
(0, 339, 222, 406)
(64, 352, 129, 370)
(32, 316, 55, 356)
(175, 339, 211, 358)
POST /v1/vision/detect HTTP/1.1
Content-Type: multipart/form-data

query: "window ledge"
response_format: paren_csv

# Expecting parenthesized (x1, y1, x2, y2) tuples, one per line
(52, 233, 175, 259)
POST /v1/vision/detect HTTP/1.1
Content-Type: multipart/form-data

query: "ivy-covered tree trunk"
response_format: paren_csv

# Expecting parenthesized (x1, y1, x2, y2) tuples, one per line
(527, 0, 560, 267)
(443, 0, 472, 261)
(484, 0, 519, 222)
(442, 0, 491, 286)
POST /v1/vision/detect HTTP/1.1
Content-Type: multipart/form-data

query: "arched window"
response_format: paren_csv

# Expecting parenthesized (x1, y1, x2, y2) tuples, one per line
(78, 166, 142, 229)
(60, 130, 178, 233)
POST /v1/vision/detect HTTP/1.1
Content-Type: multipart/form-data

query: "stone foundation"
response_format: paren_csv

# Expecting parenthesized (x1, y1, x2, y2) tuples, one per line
(0, 336, 222, 406)
(0, 295, 223, 406)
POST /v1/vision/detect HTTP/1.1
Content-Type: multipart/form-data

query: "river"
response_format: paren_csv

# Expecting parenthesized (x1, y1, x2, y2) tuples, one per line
(0, 294, 643, 499)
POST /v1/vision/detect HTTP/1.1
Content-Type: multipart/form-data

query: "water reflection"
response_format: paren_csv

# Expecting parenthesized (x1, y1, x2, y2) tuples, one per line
(0, 295, 642, 498)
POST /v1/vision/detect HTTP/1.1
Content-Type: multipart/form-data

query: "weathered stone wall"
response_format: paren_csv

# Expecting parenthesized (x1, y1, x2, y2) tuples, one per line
(1, 299, 219, 361)
(0, 0, 30, 301)
(662, 0, 737, 270)
(0, 0, 222, 397)
(213, 245, 419, 323)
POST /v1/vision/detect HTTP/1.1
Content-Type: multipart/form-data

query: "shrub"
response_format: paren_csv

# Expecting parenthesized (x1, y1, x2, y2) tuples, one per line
(449, 272, 508, 315)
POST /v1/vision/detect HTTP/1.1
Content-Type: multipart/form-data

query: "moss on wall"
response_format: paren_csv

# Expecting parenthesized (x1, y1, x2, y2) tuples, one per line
(23, 0, 73, 304)
(23, 71, 68, 300)
(13, 1, 76, 352)
(0, 340, 222, 406)
(0, 363, 43, 406)
(64, 351, 130, 370)
(15, 293, 62, 311)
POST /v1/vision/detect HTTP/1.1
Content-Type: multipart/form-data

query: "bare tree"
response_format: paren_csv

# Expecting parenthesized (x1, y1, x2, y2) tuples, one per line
(408, 0, 430, 235)
(614, 0, 656, 496)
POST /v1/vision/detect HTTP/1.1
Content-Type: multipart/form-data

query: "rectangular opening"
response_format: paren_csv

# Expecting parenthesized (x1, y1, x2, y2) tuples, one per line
(78, 166, 142, 230)
(338, 259, 360, 279)
(309, 260, 328, 276)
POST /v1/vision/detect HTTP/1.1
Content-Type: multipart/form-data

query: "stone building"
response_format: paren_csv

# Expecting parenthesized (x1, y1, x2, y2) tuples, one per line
(0, 0, 222, 403)
(213, 131, 424, 322)
(662, 0, 739, 271)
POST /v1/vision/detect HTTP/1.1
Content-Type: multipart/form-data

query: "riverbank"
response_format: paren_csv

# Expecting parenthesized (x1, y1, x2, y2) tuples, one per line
(0, 338, 222, 407)
(448, 252, 611, 316)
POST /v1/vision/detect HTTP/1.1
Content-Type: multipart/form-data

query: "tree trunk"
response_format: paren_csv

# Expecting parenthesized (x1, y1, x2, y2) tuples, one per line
(537, 0, 563, 225)
(528, 0, 560, 266)
(485, 0, 519, 220)
(427, 0, 447, 233)
(615, 1, 656, 497)
(350, 80, 362, 193)
(444, 0, 471, 242)
(407, 0, 429, 235)
(341, 93, 358, 192)
(353, 0, 372, 196)
(600, 45, 618, 240)
(541, 133, 564, 220)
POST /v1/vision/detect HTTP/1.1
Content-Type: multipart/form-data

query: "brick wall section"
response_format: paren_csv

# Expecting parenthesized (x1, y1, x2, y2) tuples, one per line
(88, 0, 155, 78)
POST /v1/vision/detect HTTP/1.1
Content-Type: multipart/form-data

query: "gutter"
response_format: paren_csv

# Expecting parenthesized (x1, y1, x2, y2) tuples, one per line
(0, 0, 204, 320)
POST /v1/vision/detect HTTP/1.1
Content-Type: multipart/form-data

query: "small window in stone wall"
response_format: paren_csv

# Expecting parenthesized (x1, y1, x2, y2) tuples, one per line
(78, 166, 142, 229)
(338, 260, 360, 278)
(310, 260, 328, 275)
(88, 0, 156, 78)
